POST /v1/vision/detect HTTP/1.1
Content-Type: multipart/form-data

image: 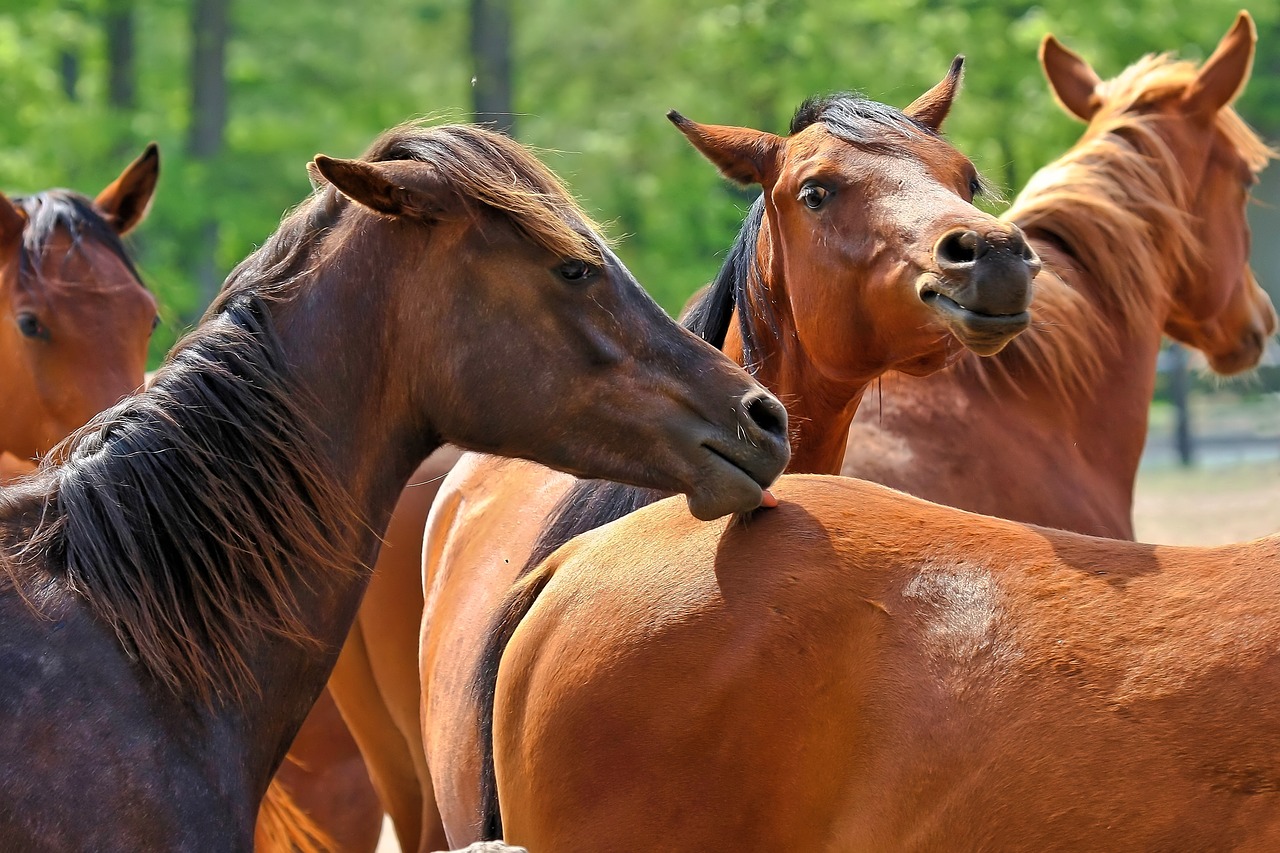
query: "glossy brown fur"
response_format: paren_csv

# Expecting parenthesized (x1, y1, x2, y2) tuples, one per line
(0, 124, 784, 851)
(0, 146, 159, 466)
(845, 14, 1276, 538)
(413, 70, 1043, 850)
(494, 474, 1280, 852)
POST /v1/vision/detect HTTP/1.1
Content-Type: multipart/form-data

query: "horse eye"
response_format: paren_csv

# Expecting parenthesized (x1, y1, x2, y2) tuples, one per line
(800, 184, 830, 210)
(558, 260, 596, 282)
(16, 312, 49, 341)
(968, 177, 983, 198)
(150, 314, 161, 333)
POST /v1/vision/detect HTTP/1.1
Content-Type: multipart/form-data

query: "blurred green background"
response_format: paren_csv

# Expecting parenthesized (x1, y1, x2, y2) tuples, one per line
(4, 0, 1280, 367)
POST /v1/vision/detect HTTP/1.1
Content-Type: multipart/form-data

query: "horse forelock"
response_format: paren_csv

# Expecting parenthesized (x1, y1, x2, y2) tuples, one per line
(12, 190, 145, 293)
(0, 294, 363, 704)
(962, 54, 1272, 407)
(363, 123, 606, 264)
(791, 93, 939, 148)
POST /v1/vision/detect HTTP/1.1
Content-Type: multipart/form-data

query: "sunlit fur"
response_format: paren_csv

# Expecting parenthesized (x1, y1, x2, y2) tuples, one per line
(963, 55, 1273, 407)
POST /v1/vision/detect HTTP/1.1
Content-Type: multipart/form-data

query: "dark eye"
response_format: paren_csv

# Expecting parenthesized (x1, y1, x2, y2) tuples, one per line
(799, 184, 830, 210)
(150, 314, 161, 333)
(968, 177, 983, 199)
(557, 259, 597, 282)
(16, 312, 49, 341)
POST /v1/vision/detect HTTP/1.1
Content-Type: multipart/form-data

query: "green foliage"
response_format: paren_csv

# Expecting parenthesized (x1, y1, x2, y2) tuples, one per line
(3, 0, 1278, 365)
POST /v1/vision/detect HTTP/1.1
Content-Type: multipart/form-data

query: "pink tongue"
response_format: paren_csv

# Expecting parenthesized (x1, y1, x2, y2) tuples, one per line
(759, 488, 779, 509)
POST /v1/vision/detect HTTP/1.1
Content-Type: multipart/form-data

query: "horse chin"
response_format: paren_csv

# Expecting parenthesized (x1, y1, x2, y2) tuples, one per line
(1205, 342, 1267, 376)
(921, 293, 1030, 356)
(684, 445, 772, 521)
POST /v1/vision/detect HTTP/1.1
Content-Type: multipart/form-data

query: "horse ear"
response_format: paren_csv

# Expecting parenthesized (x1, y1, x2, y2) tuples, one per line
(94, 142, 160, 235)
(904, 56, 965, 131)
(311, 155, 455, 220)
(667, 111, 783, 187)
(1040, 35, 1103, 122)
(0, 191, 24, 250)
(1184, 11, 1255, 117)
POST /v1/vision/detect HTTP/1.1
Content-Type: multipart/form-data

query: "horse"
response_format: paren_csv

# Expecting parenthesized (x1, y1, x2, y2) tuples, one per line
(843, 11, 1276, 538)
(482, 17, 1280, 850)
(0, 145, 160, 471)
(395, 62, 1041, 851)
(0, 122, 788, 850)
(492, 473, 1280, 851)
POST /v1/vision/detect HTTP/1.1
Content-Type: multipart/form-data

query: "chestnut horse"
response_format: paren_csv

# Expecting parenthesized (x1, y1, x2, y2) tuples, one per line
(0, 123, 787, 850)
(844, 12, 1276, 538)
(401, 64, 1040, 851)
(0, 145, 160, 472)
(484, 17, 1280, 851)
(494, 474, 1280, 851)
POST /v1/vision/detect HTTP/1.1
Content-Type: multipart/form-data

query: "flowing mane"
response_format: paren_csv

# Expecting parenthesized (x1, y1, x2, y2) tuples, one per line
(13, 190, 145, 288)
(960, 54, 1274, 403)
(0, 122, 606, 704)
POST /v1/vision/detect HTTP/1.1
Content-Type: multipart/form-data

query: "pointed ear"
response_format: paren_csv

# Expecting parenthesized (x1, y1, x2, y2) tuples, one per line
(0, 191, 25, 250)
(904, 56, 965, 131)
(667, 111, 783, 187)
(311, 155, 456, 220)
(1184, 11, 1255, 117)
(1040, 35, 1103, 122)
(94, 142, 160, 235)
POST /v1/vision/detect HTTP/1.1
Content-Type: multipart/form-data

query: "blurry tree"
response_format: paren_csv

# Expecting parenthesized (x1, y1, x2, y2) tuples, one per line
(189, 0, 229, 306)
(470, 0, 514, 133)
(0, 0, 1276, 364)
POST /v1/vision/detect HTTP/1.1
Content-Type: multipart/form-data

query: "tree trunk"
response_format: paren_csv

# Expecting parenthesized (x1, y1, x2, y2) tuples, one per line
(189, 0, 231, 308)
(104, 0, 136, 110)
(469, 0, 514, 136)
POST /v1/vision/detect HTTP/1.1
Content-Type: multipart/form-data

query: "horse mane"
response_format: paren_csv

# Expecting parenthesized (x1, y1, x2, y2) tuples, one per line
(13, 190, 145, 290)
(224, 122, 605, 315)
(960, 54, 1274, 404)
(0, 294, 362, 703)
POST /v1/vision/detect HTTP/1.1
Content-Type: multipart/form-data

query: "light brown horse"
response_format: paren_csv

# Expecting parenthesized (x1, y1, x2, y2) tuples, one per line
(493, 473, 1280, 851)
(0, 123, 787, 851)
(0, 145, 160, 469)
(403, 65, 1040, 851)
(844, 12, 1276, 538)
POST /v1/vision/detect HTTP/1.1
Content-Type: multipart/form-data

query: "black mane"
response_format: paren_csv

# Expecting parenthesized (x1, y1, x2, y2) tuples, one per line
(14, 190, 143, 286)
(790, 92, 938, 147)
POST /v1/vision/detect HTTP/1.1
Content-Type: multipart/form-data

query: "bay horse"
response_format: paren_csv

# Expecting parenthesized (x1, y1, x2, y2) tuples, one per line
(493, 473, 1280, 851)
(0, 145, 160, 471)
(402, 63, 1040, 851)
(0, 123, 788, 850)
(843, 12, 1276, 538)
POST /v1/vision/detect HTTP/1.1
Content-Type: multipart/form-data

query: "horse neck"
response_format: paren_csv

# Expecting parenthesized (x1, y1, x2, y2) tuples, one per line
(213, 243, 436, 792)
(1029, 245, 1172, 481)
(723, 297, 864, 477)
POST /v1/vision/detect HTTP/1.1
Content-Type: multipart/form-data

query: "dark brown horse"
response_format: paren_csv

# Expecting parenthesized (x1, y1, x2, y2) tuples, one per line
(0, 123, 787, 850)
(0, 145, 160, 468)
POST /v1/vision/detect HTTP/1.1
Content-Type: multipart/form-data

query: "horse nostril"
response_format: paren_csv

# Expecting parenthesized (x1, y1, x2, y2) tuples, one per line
(743, 391, 788, 442)
(935, 230, 984, 268)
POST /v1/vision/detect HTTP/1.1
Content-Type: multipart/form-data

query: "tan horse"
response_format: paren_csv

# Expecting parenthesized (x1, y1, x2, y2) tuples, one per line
(844, 12, 1276, 538)
(0, 123, 786, 850)
(493, 473, 1280, 851)
(0, 145, 160, 471)
(398, 66, 1041, 851)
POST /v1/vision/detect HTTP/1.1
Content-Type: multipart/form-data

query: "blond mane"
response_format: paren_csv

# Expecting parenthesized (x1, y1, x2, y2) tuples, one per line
(959, 54, 1274, 403)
